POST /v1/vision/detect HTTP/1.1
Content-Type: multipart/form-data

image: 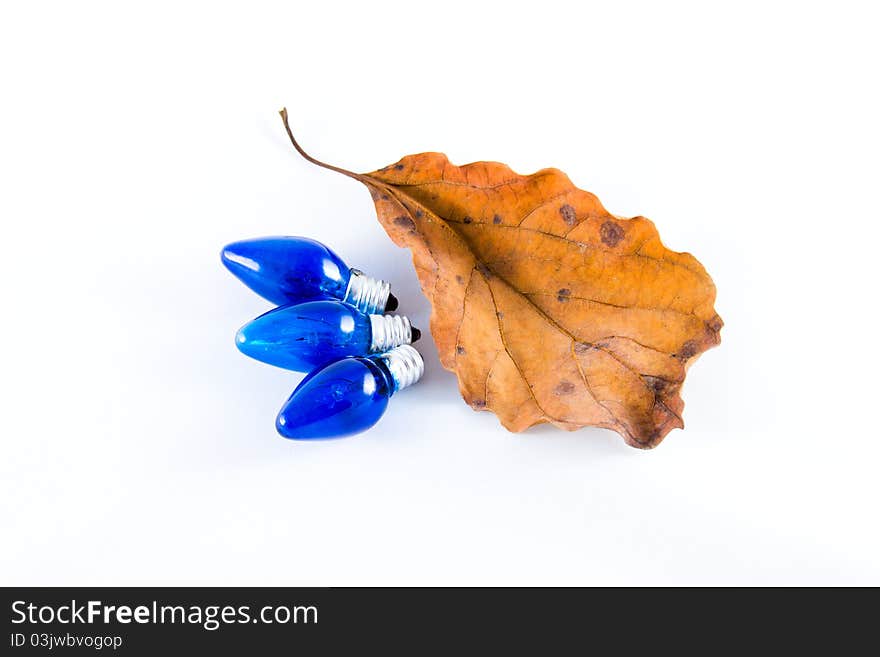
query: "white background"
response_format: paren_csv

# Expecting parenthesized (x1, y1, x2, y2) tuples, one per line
(1, 1, 878, 585)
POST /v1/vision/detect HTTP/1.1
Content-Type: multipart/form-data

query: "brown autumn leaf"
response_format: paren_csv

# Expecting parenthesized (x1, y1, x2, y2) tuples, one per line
(281, 109, 721, 448)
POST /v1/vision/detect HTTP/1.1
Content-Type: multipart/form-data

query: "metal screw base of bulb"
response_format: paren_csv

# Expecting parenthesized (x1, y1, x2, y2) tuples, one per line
(344, 269, 391, 314)
(379, 344, 424, 392)
(369, 314, 413, 352)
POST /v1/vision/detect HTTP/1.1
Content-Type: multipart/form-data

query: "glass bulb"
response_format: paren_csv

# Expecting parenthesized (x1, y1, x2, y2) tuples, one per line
(276, 344, 424, 439)
(235, 300, 419, 372)
(220, 236, 397, 313)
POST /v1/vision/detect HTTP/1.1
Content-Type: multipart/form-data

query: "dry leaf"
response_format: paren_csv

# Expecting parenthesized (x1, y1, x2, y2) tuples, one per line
(281, 110, 721, 448)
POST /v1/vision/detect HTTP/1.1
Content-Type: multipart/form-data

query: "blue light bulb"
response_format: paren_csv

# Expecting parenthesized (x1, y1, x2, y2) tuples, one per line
(220, 236, 398, 313)
(276, 344, 424, 439)
(235, 300, 421, 372)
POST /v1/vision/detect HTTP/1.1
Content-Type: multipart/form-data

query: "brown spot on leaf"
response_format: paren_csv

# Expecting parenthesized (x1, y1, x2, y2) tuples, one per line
(708, 314, 724, 333)
(493, 214, 502, 224)
(496, 311, 504, 320)
(600, 220, 625, 247)
(455, 275, 464, 285)
(394, 163, 404, 171)
(463, 216, 472, 224)
(676, 340, 698, 361)
(456, 345, 466, 355)
(646, 429, 663, 445)
(475, 263, 492, 279)
(557, 288, 571, 302)
(573, 342, 594, 354)
(554, 380, 575, 395)
(393, 216, 416, 232)
(642, 375, 677, 396)
(471, 399, 486, 409)
(559, 204, 577, 226)
(415, 209, 423, 218)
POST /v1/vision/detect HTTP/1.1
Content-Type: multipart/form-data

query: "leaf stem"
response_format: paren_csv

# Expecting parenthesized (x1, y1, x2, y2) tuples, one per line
(278, 108, 361, 181)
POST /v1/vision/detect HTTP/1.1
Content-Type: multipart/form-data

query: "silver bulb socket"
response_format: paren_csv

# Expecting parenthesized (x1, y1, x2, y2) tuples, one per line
(344, 269, 391, 315)
(369, 314, 413, 352)
(379, 344, 424, 392)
